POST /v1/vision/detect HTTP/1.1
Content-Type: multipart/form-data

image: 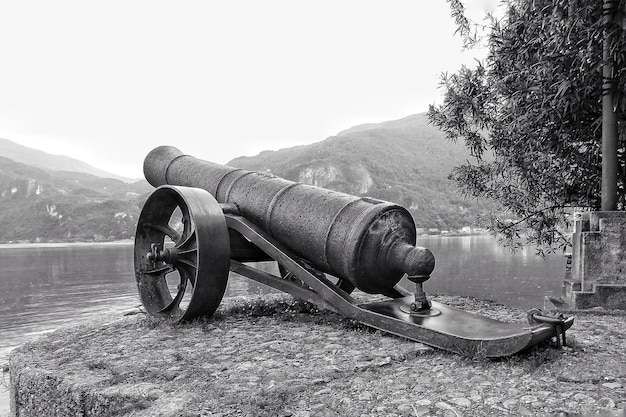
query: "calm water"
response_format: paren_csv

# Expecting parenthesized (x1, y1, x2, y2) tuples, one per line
(417, 235, 565, 309)
(0, 236, 566, 414)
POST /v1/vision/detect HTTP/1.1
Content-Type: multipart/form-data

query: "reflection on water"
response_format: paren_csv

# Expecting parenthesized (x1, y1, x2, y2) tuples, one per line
(0, 237, 566, 414)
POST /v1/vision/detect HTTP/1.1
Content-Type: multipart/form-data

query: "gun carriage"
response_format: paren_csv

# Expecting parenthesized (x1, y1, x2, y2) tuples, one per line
(134, 146, 572, 357)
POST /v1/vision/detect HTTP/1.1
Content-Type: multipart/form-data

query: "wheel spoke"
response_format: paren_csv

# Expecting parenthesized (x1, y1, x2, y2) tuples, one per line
(177, 261, 197, 287)
(174, 227, 198, 286)
(143, 223, 181, 242)
(158, 276, 187, 314)
(176, 248, 197, 256)
(158, 263, 191, 313)
(177, 250, 198, 267)
(144, 264, 175, 276)
(175, 227, 197, 250)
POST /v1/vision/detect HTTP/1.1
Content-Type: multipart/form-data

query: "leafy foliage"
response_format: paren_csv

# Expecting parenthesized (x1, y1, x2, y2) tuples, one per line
(428, 0, 626, 252)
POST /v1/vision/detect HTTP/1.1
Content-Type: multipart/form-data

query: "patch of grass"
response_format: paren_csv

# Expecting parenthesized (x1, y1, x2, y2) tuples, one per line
(141, 315, 178, 329)
(482, 339, 577, 374)
(455, 342, 489, 362)
(217, 296, 321, 318)
(86, 359, 108, 370)
(517, 345, 563, 370)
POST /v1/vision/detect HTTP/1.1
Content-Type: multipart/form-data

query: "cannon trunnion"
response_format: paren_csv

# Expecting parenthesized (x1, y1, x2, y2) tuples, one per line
(134, 146, 573, 358)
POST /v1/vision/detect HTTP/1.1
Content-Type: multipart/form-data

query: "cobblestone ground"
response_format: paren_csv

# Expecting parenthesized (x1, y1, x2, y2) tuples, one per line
(8, 294, 626, 416)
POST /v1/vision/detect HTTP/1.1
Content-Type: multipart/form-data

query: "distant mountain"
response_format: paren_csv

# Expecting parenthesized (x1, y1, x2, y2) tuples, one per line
(229, 113, 495, 229)
(335, 114, 429, 136)
(0, 113, 495, 243)
(0, 155, 152, 243)
(0, 138, 135, 183)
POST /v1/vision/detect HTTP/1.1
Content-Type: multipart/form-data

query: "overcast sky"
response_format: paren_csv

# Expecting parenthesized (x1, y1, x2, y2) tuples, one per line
(0, 0, 497, 179)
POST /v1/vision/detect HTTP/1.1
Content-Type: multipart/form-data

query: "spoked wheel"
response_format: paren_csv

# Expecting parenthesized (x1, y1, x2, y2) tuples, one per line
(134, 185, 230, 322)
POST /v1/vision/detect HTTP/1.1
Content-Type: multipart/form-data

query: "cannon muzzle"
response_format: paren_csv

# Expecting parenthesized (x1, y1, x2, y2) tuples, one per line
(143, 145, 434, 294)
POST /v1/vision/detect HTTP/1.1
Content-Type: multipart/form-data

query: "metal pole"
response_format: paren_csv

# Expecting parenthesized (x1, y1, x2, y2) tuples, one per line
(601, 0, 618, 211)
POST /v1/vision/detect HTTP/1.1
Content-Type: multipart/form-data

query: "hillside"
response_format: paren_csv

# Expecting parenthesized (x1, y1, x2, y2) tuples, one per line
(229, 113, 494, 229)
(0, 156, 151, 243)
(0, 138, 135, 183)
(0, 113, 494, 242)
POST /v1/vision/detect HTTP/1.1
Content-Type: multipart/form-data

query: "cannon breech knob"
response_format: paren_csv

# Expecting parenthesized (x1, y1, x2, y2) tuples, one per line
(396, 247, 440, 317)
(388, 243, 435, 279)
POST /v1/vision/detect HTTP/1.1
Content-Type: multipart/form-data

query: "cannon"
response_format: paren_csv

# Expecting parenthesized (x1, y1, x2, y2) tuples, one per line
(134, 146, 573, 357)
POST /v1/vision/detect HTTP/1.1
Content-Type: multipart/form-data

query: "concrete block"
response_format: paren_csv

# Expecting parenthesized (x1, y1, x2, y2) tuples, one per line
(564, 211, 626, 310)
(568, 284, 626, 310)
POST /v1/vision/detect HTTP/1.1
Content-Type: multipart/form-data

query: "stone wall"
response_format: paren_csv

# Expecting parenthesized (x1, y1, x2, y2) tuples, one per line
(563, 211, 626, 310)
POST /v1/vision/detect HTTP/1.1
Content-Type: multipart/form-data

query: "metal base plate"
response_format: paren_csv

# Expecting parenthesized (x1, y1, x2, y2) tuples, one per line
(359, 296, 574, 357)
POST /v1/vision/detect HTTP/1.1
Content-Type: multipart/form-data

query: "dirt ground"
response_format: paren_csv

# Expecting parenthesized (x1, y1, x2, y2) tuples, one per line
(8, 293, 626, 417)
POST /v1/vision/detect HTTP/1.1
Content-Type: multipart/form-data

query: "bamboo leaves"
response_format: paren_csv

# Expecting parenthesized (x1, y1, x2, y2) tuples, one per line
(430, 0, 626, 252)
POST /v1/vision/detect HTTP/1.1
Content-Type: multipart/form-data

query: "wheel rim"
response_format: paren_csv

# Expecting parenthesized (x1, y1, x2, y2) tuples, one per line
(134, 185, 230, 322)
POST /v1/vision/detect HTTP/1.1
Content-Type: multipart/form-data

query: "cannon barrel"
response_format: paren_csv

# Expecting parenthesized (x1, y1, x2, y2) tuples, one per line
(143, 146, 434, 294)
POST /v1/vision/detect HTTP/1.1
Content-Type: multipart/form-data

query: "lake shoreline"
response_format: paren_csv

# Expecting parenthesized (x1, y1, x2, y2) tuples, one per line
(0, 232, 497, 249)
(0, 240, 134, 249)
(8, 293, 626, 416)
